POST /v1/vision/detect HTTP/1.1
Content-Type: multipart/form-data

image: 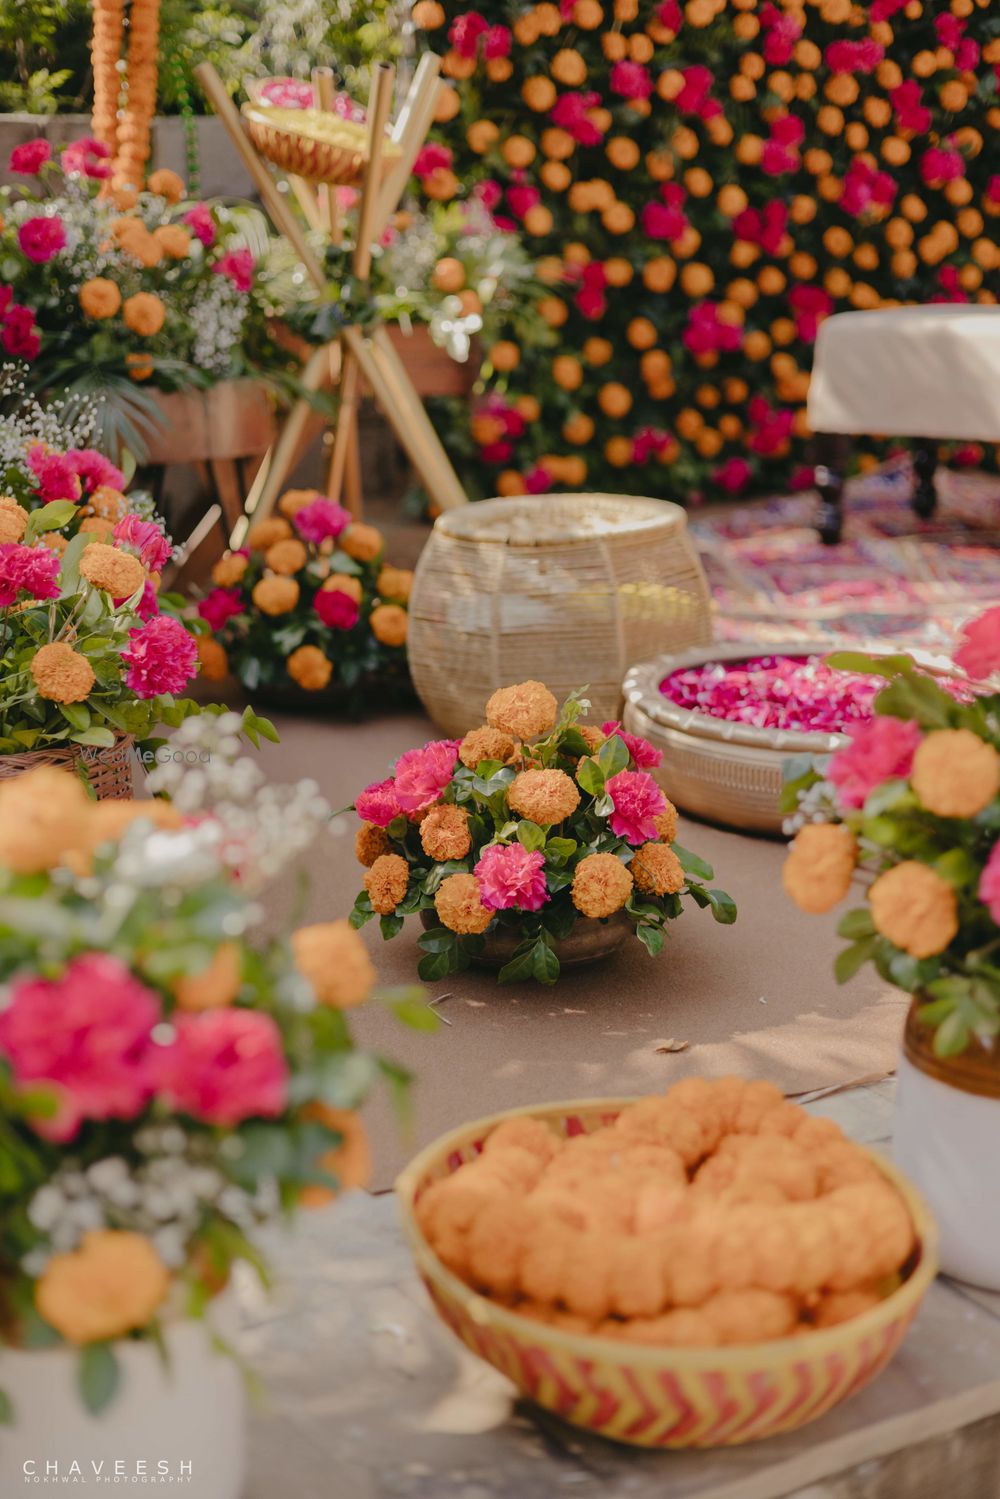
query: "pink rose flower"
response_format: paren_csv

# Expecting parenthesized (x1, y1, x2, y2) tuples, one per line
(9, 139, 52, 175)
(213, 248, 254, 293)
(978, 841, 1000, 924)
(314, 587, 360, 630)
(61, 136, 112, 179)
(0, 954, 160, 1140)
(605, 769, 667, 843)
(954, 606, 1000, 682)
(0, 542, 61, 606)
(356, 776, 403, 827)
(198, 586, 244, 630)
(184, 203, 216, 247)
(601, 721, 663, 770)
(393, 739, 461, 814)
(66, 448, 125, 494)
(474, 843, 549, 911)
(154, 1009, 288, 1126)
(1, 305, 40, 360)
(121, 615, 199, 698)
(113, 513, 172, 572)
(18, 215, 66, 264)
(294, 496, 350, 543)
(827, 717, 923, 810)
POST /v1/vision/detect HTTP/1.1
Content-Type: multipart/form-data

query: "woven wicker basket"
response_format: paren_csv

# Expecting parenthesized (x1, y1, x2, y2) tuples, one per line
(407, 495, 713, 737)
(0, 736, 137, 800)
(622, 641, 958, 835)
(241, 95, 400, 187)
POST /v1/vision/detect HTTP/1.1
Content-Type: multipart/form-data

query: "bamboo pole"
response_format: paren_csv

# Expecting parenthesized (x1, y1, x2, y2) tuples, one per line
(288, 175, 322, 231)
(353, 62, 395, 280)
(375, 54, 444, 233)
(311, 65, 341, 244)
(236, 345, 330, 537)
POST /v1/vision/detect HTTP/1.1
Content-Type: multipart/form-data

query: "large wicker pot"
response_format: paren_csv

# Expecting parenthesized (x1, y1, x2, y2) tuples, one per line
(0, 737, 136, 799)
(895, 1002, 1000, 1290)
(408, 495, 712, 737)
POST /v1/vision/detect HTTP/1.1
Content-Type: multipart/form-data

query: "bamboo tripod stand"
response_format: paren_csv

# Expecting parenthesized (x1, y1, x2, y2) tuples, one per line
(194, 56, 469, 545)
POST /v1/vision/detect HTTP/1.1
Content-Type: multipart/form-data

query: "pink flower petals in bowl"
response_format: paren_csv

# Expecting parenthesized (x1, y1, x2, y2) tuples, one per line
(660, 654, 884, 736)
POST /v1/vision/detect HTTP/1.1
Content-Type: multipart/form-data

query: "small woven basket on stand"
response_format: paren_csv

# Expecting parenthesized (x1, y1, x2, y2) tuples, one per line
(407, 494, 713, 737)
(0, 736, 137, 800)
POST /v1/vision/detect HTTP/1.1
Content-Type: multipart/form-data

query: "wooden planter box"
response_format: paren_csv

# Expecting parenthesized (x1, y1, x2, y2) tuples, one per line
(142, 379, 277, 466)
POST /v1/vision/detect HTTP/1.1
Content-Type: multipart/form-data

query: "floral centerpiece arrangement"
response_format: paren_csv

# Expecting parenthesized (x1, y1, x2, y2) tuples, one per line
(782, 607, 1000, 1058)
(0, 136, 289, 456)
(0, 715, 432, 1421)
(197, 489, 412, 707)
(0, 392, 249, 771)
(350, 680, 736, 984)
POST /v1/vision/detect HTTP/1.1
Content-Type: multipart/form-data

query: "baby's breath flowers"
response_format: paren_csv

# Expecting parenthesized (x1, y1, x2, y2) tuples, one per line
(351, 681, 735, 984)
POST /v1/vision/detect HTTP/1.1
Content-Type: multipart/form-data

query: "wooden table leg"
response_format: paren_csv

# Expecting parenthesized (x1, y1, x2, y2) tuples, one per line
(814, 432, 851, 546)
(912, 440, 939, 521)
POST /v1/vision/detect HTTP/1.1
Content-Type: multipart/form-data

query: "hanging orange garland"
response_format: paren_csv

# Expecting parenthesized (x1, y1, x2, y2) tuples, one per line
(113, 0, 162, 189)
(90, 0, 126, 152)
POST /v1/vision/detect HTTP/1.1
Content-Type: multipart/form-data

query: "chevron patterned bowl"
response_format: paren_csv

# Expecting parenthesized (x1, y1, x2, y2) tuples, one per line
(396, 1098, 938, 1448)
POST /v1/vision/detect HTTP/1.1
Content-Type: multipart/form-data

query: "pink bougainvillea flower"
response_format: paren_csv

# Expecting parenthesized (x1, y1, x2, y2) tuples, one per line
(978, 841, 1000, 924)
(293, 495, 351, 543)
(1, 305, 41, 360)
(355, 776, 403, 827)
(198, 587, 244, 631)
(601, 721, 663, 770)
(474, 843, 549, 911)
(213, 248, 254, 293)
(954, 606, 1000, 682)
(314, 587, 360, 631)
(154, 1009, 288, 1126)
(66, 448, 125, 494)
(0, 542, 61, 606)
(121, 615, 199, 698)
(113, 513, 172, 572)
(9, 138, 52, 175)
(605, 769, 666, 844)
(18, 215, 66, 264)
(184, 203, 216, 247)
(61, 136, 112, 179)
(0, 953, 160, 1140)
(827, 717, 923, 810)
(393, 739, 461, 814)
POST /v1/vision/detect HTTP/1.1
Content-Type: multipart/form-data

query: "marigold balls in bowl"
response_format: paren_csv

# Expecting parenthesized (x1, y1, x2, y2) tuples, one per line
(397, 1082, 937, 1449)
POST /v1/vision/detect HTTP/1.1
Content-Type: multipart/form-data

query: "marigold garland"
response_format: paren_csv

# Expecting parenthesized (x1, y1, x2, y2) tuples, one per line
(90, 0, 126, 153)
(113, 0, 162, 190)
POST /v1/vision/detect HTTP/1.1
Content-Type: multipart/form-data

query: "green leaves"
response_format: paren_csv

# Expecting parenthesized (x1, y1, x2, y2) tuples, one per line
(78, 1343, 120, 1416)
(836, 908, 876, 940)
(596, 733, 629, 778)
(239, 707, 280, 748)
(635, 923, 665, 957)
(834, 936, 878, 984)
(825, 650, 915, 678)
(673, 843, 714, 881)
(576, 757, 605, 797)
(26, 499, 78, 538)
(348, 892, 375, 929)
(498, 934, 561, 985)
(388, 992, 440, 1032)
(516, 821, 546, 852)
(705, 888, 737, 925)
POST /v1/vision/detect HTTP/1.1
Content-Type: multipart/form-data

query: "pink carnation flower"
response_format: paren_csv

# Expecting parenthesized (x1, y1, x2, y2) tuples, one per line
(154, 1009, 288, 1126)
(1, 304, 40, 360)
(66, 448, 125, 494)
(393, 739, 461, 814)
(605, 769, 667, 843)
(979, 841, 1000, 924)
(184, 203, 216, 247)
(0, 954, 160, 1140)
(314, 588, 360, 630)
(198, 587, 244, 630)
(610, 60, 653, 100)
(18, 215, 66, 264)
(474, 843, 549, 912)
(827, 717, 923, 810)
(355, 776, 403, 827)
(134, 578, 160, 620)
(9, 139, 51, 175)
(601, 721, 663, 770)
(27, 447, 82, 503)
(0, 542, 61, 606)
(954, 606, 1000, 682)
(213, 248, 254, 293)
(113, 513, 172, 572)
(61, 136, 112, 179)
(294, 496, 351, 543)
(121, 615, 199, 698)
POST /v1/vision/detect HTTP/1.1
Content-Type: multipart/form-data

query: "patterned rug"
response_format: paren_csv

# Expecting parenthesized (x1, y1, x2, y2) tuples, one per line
(692, 454, 1000, 652)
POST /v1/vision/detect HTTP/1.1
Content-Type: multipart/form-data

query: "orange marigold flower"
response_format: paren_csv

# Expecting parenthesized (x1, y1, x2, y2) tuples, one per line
(211, 552, 249, 587)
(247, 516, 292, 550)
(355, 822, 391, 867)
(0, 495, 28, 543)
(174, 942, 242, 1011)
(576, 724, 607, 752)
(869, 861, 958, 959)
(654, 800, 679, 844)
(276, 488, 319, 518)
(152, 224, 190, 258)
(299, 1104, 371, 1207)
(79, 517, 114, 539)
(911, 729, 1000, 818)
(252, 576, 299, 616)
(435, 872, 494, 933)
(782, 823, 857, 914)
(0, 766, 91, 873)
(486, 680, 558, 740)
(340, 523, 384, 562)
(571, 851, 633, 917)
(508, 767, 581, 825)
(196, 636, 229, 681)
(30, 642, 96, 704)
(79, 542, 145, 597)
(287, 644, 332, 690)
(459, 725, 516, 769)
(376, 565, 414, 602)
(370, 603, 408, 648)
(364, 852, 410, 913)
(632, 841, 685, 895)
(36, 1231, 169, 1345)
(85, 486, 127, 521)
(147, 168, 185, 202)
(420, 803, 472, 861)
(321, 573, 363, 603)
(265, 538, 307, 576)
(79, 277, 121, 319)
(122, 291, 166, 337)
(292, 920, 376, 1007)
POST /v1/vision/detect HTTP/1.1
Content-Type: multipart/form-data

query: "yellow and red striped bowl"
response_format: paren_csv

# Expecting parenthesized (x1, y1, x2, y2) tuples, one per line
(396, 1097, 938, 1449)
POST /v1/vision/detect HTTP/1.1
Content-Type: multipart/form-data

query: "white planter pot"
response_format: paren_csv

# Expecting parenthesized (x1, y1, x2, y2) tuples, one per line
(0, 1311, 246, 1498)
(894, 1053, 1000, 1291)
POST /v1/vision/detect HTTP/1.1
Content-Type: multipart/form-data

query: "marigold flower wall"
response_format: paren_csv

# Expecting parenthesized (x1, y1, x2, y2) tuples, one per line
(413, 0, 1000, 501)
